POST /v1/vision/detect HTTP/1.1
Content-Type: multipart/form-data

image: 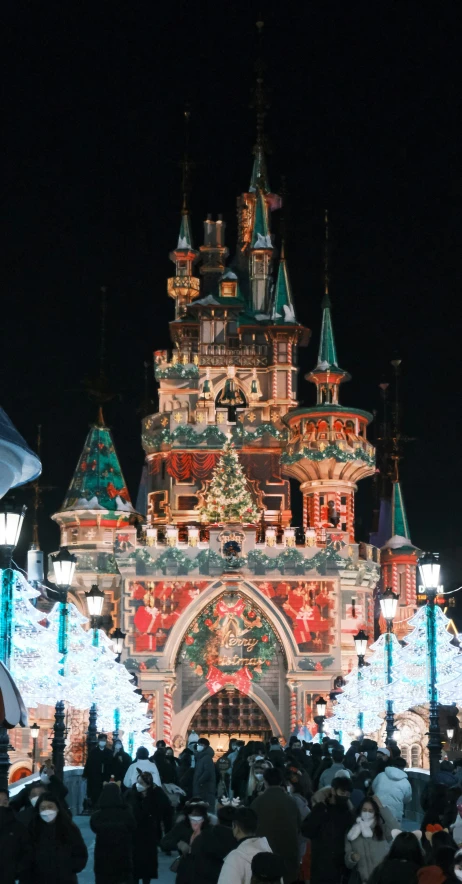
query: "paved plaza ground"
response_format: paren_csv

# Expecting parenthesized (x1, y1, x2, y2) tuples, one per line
(76, 815, 176, 884)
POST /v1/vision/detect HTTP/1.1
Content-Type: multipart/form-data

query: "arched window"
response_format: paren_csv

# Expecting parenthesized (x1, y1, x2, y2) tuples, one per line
(411, 745, 421, 768)
(400, 745, 410, 766)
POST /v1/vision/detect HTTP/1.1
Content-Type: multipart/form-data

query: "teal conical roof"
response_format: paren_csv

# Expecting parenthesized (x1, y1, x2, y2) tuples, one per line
(251, 189, 272, 249)
(249, 146, 270, 193)
(391, 480, 410, 540)
(272, 245, 296, 323)
(316, 293, 339, 369)
(176, 206, 194, 250)
(60, 411, 134, 513)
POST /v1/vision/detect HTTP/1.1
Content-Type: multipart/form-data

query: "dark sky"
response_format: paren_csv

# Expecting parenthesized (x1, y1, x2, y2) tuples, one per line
(2, 3, 461, 587)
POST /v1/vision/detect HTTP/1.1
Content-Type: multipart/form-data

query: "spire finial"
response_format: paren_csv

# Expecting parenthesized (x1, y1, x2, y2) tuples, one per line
(249, 19, 270, 192)
(323, 209, 330, 306)
(31, 424, 42, 546)
(180, 105, 193, 212)
(97, 406, 105, 427)
(84, 286, 116, 408)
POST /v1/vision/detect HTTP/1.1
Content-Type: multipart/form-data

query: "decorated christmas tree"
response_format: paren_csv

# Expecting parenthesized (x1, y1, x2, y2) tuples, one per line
(199, 443, 259, 523)
(389, 604, 462, 712)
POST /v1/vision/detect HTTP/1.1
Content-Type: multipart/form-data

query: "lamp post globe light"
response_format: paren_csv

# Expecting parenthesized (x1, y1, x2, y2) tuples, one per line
(354, 629, 368, 737)
(50, 547, 77, 779)
(85, 585, 105, 756)
(379, 588, 399, 744)
(110, 627, 126, 661)
(419, 551, 443, 777)
(30, 722, 40, 773)
(315, 696, 327, 740)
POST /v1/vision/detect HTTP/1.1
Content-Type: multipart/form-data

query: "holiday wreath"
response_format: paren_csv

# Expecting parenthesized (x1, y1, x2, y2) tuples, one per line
(182, 594, 277, 681)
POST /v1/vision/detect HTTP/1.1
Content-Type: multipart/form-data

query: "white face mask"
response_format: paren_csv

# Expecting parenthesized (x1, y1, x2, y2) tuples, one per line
(40, 773, 50, 785)
(136, 782, 148, 792)
(98, 742, 107, 749)
(287, 785, 294, 794)
(197, 745, 205, 752)
(189, 815, 203, 823)
(114, 744, 122, 752)
(30, 796, 40, 807)
(40, 809, 58, 823)
(255, 773, 264, 781)
(361, 811, 375, 823)
(455, 871, 462, 882)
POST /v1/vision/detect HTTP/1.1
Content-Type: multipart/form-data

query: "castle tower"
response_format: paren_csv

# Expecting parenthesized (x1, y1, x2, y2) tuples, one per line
(167, 204, 200, 319)
(380, 480, 419, 638)
(51, 409, 137, 623)
(281, 292, 376, 542)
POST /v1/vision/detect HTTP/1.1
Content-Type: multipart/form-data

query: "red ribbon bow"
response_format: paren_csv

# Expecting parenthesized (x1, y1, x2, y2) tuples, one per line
(205, 665, 253, 696)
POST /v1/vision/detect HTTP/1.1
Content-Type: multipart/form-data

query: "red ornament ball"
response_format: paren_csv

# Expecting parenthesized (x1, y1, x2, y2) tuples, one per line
(185, 635, 194, 646)
(261, 635, 269, 643)
(204, 618, 213, 627)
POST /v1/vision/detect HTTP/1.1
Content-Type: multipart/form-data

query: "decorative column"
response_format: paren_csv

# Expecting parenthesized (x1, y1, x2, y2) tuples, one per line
(288, 682, 298, 735)
(163, 685, 173, 745)
(86, 704, 98, 755)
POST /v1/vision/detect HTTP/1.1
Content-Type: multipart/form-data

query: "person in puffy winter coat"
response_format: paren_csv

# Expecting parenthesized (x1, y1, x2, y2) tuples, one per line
(218, 808, 272, 884)
(345, 796, 396, 884)
(372, 760, 412, 823)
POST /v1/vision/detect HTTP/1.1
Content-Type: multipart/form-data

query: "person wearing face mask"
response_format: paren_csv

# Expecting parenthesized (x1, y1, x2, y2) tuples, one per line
(90, 782, 136, 884)
(17, 782, 47, 827)
(251, 768, 300, 884)
(246, 762, 269, 804)
(0, 788, 33, 884)
(29, 792, 88, 884)
(216, 756, 233, 802)
(152, 745, 179, 787)
(110, 739, 132, 786)
(11, 760, 69, 816)
(302, 775, 355, 884)
(83, 733, 114, 808)
(345, 797, 396, 884)
(193, 738, 217, 812)
(160, 798, 212, 879)
(217, 807, 272, 884)
(125, 770, 173, 883)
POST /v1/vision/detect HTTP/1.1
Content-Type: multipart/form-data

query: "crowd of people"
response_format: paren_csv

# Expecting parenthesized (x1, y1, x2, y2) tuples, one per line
(3, 730, 462, 883)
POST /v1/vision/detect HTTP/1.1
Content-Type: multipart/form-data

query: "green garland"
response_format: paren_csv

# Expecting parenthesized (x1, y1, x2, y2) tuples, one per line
(182, 598, 276, 681)
(281, 443, 375, 468)
(298, 656, 335, 671)
(154, 364, 199, 380)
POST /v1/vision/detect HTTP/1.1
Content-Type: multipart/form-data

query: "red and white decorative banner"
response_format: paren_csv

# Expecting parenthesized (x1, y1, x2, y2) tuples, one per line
(163, 686, 173, 745)
(289, 685, 297, 733)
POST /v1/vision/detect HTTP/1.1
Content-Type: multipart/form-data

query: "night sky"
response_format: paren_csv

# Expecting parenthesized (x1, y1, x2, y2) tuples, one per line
(3, 4, 461, 593)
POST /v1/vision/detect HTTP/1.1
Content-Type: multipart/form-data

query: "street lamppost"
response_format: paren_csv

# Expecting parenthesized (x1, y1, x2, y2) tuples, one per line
(109, 626, 126, 741)
(30, 722, 40, 773)
(50, 547, 76, 779)
(315, 696, 327, 741)
(0, 500, 26, 788)
(379, 588, 399, 744)
(85, 585, 105, 755)
(419, 551, 443, 777)
(354, 629, 368, 737)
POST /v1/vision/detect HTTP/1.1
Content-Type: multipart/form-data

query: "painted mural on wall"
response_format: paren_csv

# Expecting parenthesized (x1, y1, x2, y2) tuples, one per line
(181, 592, 278, 695)
(253, 580, 336, 653)
(130, 580, 210, 652)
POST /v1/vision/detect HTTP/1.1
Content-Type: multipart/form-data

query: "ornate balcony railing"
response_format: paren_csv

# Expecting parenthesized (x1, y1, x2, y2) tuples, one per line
(199, 343, 268, 366)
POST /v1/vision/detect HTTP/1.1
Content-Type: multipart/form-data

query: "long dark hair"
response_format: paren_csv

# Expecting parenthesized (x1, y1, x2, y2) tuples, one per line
(387, 832, 423, 867)
(30, 792, 77, 844)
(358, 796, 385, 841)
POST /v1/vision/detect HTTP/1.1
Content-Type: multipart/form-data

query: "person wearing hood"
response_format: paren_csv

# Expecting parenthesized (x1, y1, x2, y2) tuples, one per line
(216, 756, 233, 802)
(16, 782, 47, 828)
(123, 745, 162, 789)
(372, 758, 412, 823)
(187, 802, 237, 884)
(434, 761, 458, 789)
(302, 775, 355, 884)
(11, 760, 69, 814)
(83, 733, 114, 807)
(151, 745, 179, 786)
(90, 782, 136, 884)
(110, 739, 132, 785)
(251, 768, 300, 884)
(345, 796, 396, 883)
(218, 807, 272, 884)
(124, 769, 172, 883)
(193, 738, 216, 810)
(0, 788, 33, 884)
(178, 746, 196, 800)
(28, 791, 88, 883)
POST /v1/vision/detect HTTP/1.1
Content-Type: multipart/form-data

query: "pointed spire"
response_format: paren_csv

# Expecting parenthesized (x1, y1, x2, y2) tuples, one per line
(391, 480, 411, 540)
(60, 418, 134, 514)
(316, 293, 338, 369)
(250, 146, 270, 193)
(252, 188, 272, 248)
(272, 243, 296, 322)
(177, 198, 194, 250)
(249, 19, 270, 193)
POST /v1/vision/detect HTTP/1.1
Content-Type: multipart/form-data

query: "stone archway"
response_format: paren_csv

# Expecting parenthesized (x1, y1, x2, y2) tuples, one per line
(190, 688, 273, 740)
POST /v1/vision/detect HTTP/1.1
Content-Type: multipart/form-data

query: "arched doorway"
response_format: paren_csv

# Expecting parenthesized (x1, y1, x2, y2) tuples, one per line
(190, 689, 272, 753)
